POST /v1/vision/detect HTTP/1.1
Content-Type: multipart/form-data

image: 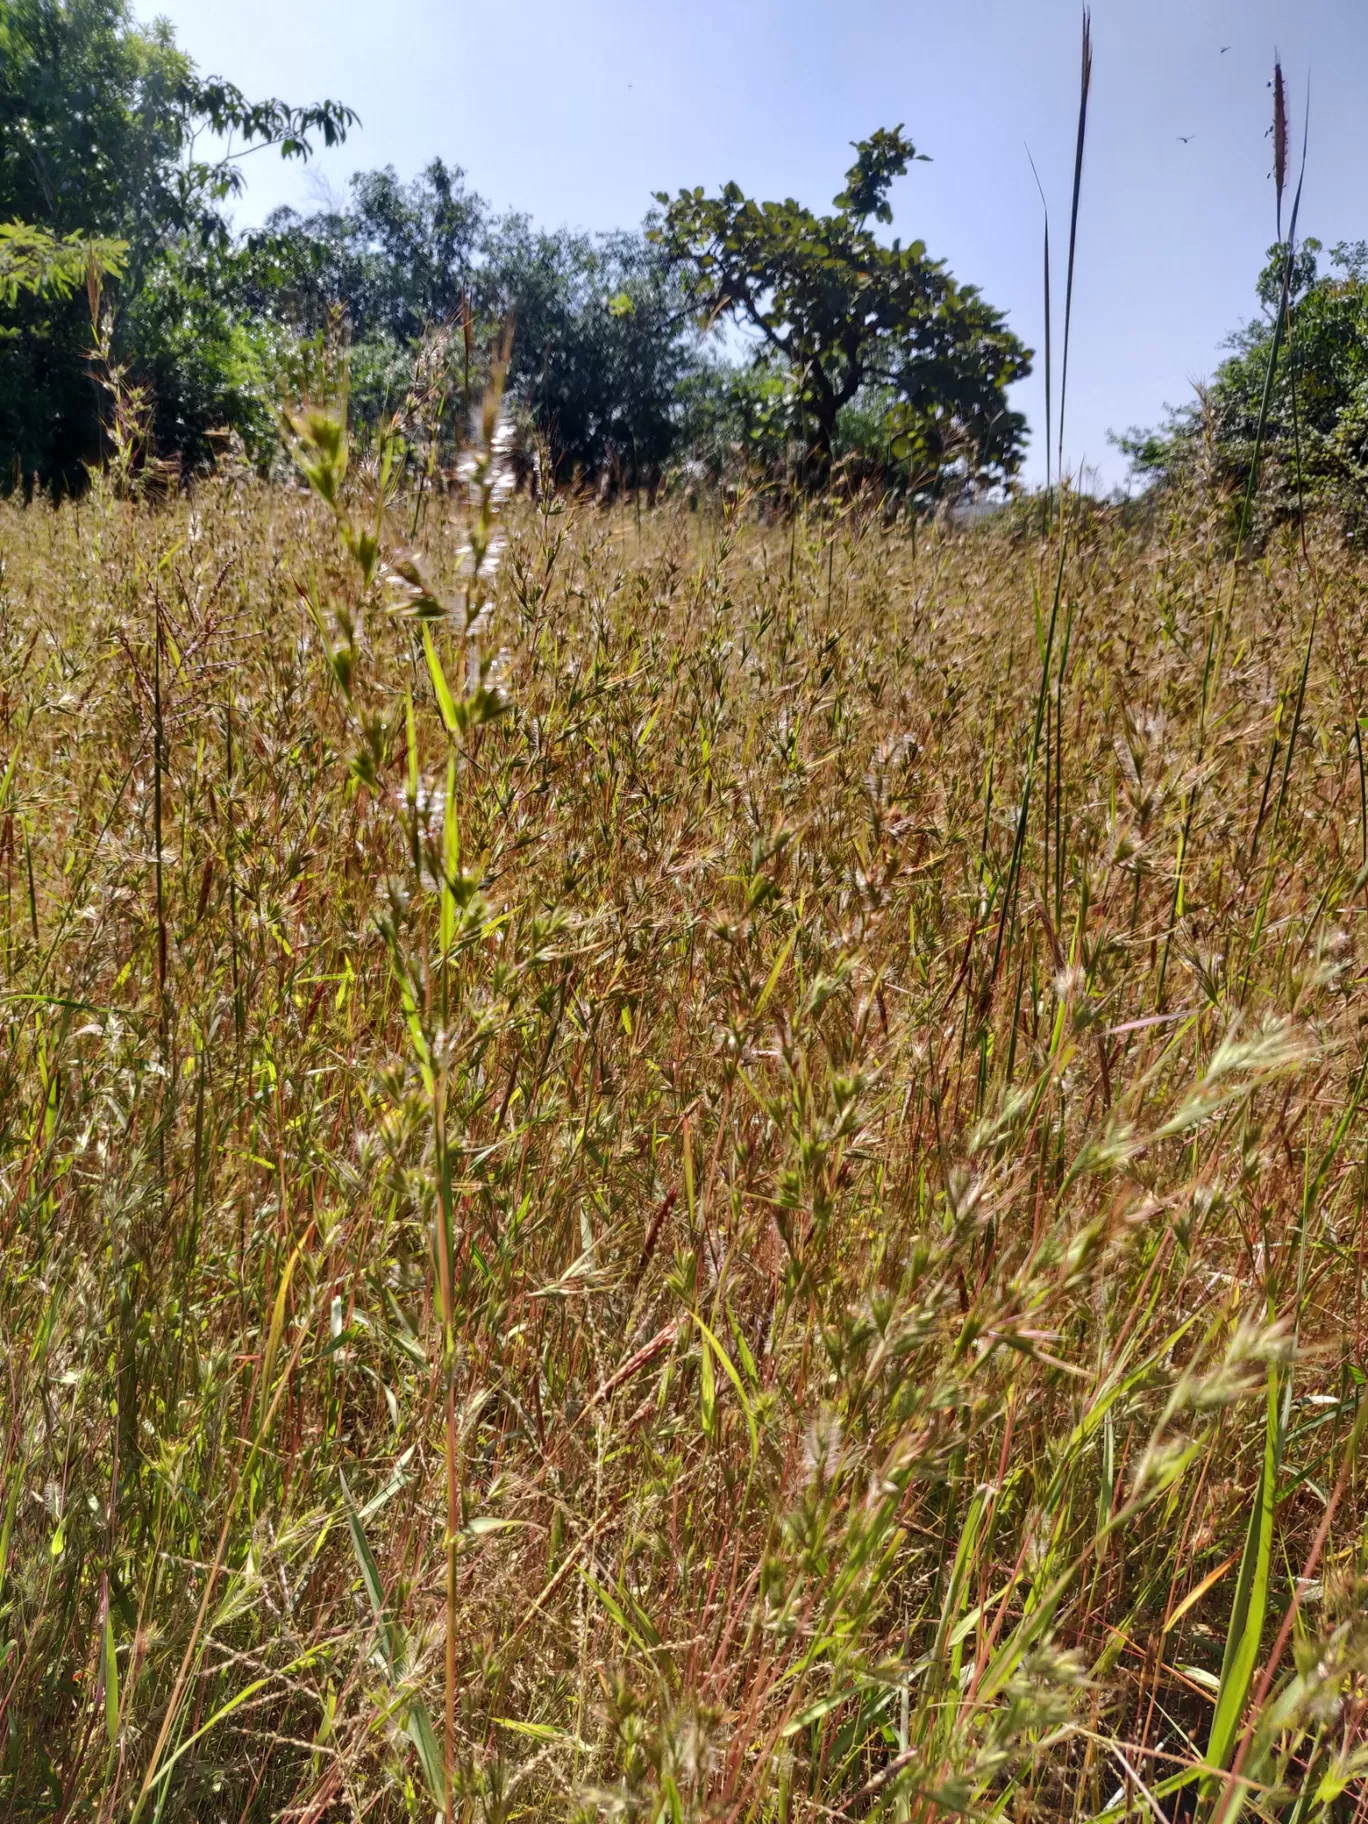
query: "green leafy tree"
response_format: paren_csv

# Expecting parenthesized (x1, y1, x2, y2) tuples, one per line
(0, 220, 125, 304)
(118, 239, 290, 467)
(482, 218, 698, 489)
(244, 161, 485, 345)
(0, 0, 354, 489)
(244, 178, 701, 490)
(218, 162, 486, 464)
(1120, 240, 1368, 537)
(653, 128, 1031, 492)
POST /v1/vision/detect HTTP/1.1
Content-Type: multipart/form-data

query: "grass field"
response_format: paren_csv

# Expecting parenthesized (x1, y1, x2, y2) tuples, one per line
(1, 451, 1367, 1822)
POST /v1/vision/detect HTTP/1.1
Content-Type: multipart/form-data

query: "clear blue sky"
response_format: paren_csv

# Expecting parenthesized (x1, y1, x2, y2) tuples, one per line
(134, 0, 1368, 490)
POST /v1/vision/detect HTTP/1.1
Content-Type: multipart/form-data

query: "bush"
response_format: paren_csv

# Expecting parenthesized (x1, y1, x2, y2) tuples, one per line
(1119, 239, 1368, 540)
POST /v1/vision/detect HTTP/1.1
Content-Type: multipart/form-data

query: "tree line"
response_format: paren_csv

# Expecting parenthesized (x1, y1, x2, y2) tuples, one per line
(7, 0, 1360, 524)
(0, 0, 1040, 504)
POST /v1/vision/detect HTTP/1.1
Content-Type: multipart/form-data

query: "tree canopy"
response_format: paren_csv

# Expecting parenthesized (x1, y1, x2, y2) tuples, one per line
(236, 170, 700, 488)
(1121, 239, 1368, 537)
(481, 220, 698, 487)
(246, 161, 484, 345)
(0, 11, 1036, 506)
(653, 128, 1031, 494)
(0, 0, 353, 489)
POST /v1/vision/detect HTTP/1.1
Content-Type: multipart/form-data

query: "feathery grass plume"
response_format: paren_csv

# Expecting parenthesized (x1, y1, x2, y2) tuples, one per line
(1157, 63, 1312, 1004)
(1273, 57, 1289, 239)
(85, 259, 165, 499)
(402, 321, 454, 539)
(1237, 59, 1306, 568)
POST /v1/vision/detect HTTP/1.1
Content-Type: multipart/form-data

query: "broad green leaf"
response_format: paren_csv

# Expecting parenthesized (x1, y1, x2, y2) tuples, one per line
(753, 928, 795, 1018)
(258, 1243, 302, 1439)
(692, 1312, 759, 1462)
(699, 1313, 717, 1438)
(0, 1470, 19, 1586)
(441, 754, 458, 954)
(496, 1716, 590, 1749)
(405, 690, 418, 808)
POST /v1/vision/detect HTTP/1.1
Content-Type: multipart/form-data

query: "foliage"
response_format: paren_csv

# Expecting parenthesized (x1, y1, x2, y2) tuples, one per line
(0, 0, 353, 269)
(235, 171, 700, 488)
(1119, 239, 1368, 538)
(246, 160, 485, 345)
(681, 354, 949, 499)
(0, 219, 125, 306)
(666, 355, 798, 485)
(0, 9, 1031, 505)
(483, 219, 699, 487)
(653, 128, 1031, 494)
(0, 468, 1366, 1817)
(116, 239, 292, 468)
(0, 0, 353, 490)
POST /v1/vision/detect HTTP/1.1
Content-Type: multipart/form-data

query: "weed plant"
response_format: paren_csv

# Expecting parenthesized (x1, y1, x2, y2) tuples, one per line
(0, 450, 1367, 1823)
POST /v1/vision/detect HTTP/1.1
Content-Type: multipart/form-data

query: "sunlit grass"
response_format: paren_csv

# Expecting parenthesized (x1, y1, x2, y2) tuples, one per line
(1, 465, 1365, 1822)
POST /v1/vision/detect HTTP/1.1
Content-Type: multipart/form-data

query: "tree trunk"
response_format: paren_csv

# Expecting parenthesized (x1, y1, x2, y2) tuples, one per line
(801, 365, 841, 488)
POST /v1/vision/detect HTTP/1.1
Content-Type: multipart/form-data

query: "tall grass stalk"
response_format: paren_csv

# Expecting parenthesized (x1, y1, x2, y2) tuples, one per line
(1025, 145, 1053, 530)
(989, 8, 1091, 996)
(286, 335, 517, 1816)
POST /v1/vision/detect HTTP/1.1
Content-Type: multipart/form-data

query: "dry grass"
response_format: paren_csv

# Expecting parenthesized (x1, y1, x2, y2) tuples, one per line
(1, 465, 1366, 1823)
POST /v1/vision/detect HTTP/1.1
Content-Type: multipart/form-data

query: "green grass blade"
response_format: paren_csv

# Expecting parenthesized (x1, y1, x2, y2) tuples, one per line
(341, 1474, 396, 1677)
(1206, 1367, 1280, 1774)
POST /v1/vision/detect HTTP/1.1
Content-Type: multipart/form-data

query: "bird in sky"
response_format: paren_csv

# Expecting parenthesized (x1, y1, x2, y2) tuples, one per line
(1221, 45, 1231, 53)
(1178, 134, 1196, 143)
